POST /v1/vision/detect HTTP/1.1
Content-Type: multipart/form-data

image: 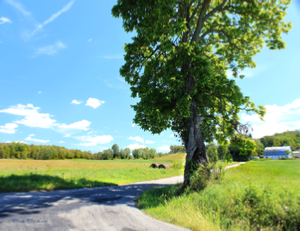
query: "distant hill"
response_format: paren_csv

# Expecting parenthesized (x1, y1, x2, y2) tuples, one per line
(259, 130, 300, 151)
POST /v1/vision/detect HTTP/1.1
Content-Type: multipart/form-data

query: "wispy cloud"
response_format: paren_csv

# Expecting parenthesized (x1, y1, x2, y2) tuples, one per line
(34, 41, 66, 56)
(77, 135, 113, 146)
(131, 124, 136, 127)
(145, 140, 155, 144)
(31, 0, 75, 36)
(128, 136, 144, 143)
(25, 134, 49, 143)
(6, 141, 27, 144)
(126, 143, 146, 150)
(241, 99, 300, 139)
(101, 54, 124, 59)
(5, 0, 31, 16)
(88, 39, 92, 42)
(227, 65, 268, 79)
(158, 145, 170, 152)
(0, 17, 12, 24)
(0, 123, 18, 134)
(58, 120, 91, 131)
(64, 134, 71, 138)
(71, 100, 82, 105)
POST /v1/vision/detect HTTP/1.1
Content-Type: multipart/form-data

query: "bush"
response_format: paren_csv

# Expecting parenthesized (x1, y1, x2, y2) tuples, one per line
(188, 164, 224, 192)
(171, 162, 183, 170)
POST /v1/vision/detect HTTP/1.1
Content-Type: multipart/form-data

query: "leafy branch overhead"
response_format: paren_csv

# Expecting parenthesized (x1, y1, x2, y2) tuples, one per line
(112, 0, 291, 145)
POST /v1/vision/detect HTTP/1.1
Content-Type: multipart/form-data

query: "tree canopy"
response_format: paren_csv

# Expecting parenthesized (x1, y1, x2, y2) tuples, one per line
(112, 0, 291, 184)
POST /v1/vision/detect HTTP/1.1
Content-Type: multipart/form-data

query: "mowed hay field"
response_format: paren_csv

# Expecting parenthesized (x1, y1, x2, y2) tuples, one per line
(0, 155, 185, 193)
(138, 160, 300, 231)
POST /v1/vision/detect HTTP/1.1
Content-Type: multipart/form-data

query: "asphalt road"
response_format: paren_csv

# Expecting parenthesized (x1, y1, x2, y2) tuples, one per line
(0, 175, 188, 231)
(0, 163, 245, 231)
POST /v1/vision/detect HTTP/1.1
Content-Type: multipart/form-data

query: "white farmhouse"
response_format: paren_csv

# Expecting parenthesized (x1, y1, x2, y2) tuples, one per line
(263, 146, 292, 159)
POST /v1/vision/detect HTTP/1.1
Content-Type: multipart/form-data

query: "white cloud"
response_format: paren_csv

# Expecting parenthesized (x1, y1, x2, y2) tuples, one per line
(158, 145, 171, 152)
(34, 41, 66, 56)
(85, 98, 104, 109)
(170, 134, 175, 137)
(64, 134, 71, 137)
(0, 104, 57, 128)
(226, 65, 268, 79)
(38, 91, 42, 94)
(58, 120, 91, 131)
(71, 100, 82, 105)
(6, 141, 27, 144)
(0, 17, 12, 24)
(131, 124, 136, 127)
(31, 0, 74, 36)
(79, 143, 97, 147)
(59, 141, 64, 143)
(87, 131, 93, 134)
(25, 134, 49, 143)
(0, 123, 18, 134)
(101, 54, 123, 59)
(145, 140, 155, 144)
(128, 136, 144, 143)
(5, 0, 31, 16)
(78, 135, 113, 146)
(126, 143, 147, 150)
(241, 99, 300, 139)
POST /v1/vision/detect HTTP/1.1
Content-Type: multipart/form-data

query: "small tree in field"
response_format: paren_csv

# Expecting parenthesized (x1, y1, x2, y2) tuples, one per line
(112, 0, 291, 185)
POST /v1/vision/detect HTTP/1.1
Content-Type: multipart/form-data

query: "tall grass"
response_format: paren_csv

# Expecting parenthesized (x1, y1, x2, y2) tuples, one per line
(138, 160, 300, 231)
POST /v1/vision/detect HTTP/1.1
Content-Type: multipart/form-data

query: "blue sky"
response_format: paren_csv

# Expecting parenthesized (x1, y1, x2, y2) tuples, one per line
(0, 0, 300, 153)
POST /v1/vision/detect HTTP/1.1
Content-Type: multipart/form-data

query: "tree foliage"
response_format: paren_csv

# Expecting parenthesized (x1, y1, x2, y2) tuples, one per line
(170, 145, 186, 153)
(0, 143, 157, 160)
(112, 0, 291, 184)
(260, 130, 300, 151)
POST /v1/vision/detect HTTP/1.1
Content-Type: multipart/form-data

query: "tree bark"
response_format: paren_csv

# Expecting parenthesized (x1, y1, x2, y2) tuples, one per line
(184, 97, 210, 186)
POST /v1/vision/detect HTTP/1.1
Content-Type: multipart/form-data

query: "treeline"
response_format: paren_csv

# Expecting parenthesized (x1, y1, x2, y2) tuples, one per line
(0, 142, 161, 160)
(207, 135, 265, 162)
(170, 145, 186, 154)
(206, 130, 300, 162)
(259, 130, 300, 151)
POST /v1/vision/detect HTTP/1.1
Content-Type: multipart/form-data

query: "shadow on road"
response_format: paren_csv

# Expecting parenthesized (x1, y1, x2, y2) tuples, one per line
(0, 181, 168, 219)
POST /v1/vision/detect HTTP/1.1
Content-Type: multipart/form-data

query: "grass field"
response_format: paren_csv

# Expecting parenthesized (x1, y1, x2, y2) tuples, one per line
(138, 160, 300, 231)
(0, 154, 186, 193)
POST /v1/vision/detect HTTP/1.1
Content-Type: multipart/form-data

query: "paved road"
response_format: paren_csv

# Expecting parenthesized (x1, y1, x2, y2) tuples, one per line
(0, 163, 245, 231)
(0, 176, 188, 231)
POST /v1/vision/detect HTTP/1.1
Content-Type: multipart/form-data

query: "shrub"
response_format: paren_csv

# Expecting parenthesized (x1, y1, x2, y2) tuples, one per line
(171, 162, 183, 169)
(188, 164, 224, 192)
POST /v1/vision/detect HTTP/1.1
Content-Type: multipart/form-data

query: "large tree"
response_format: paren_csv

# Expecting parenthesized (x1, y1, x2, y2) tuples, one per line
(112, 0, 291, 185)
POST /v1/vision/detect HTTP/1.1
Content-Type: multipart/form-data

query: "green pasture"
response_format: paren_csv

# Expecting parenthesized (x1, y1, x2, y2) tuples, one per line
(0, 154, 186, 193)
(138, 160, 300, 231)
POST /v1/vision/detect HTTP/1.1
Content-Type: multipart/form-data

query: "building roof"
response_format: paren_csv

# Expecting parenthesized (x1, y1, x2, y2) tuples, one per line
(263, 146, 291, 156)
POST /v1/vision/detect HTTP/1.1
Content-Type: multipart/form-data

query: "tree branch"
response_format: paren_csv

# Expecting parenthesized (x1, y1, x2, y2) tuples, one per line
(191, 0, 211, 42)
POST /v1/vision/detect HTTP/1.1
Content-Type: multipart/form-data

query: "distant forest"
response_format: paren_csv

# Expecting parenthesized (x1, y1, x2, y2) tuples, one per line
(0, 142, 186, 160)
(0, 143, 159, 160)
(259, 130, 300, 151)
(1, 131, 298, 161)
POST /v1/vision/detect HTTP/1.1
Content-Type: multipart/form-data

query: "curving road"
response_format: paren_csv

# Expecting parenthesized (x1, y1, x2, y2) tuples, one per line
(0, 163, 244, 231)
(0, 175, 188, 231)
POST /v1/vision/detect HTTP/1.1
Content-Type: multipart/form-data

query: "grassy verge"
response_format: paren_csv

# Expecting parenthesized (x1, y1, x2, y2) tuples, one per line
(138, 160, 300, 231)
(0, 158, 184, 193)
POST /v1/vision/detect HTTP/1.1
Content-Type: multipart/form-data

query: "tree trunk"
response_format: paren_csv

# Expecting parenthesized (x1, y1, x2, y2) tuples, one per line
(184, 97, 210, 186)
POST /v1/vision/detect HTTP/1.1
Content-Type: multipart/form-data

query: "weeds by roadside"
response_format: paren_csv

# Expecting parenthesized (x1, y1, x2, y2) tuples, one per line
(138, 160, 300, 231)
